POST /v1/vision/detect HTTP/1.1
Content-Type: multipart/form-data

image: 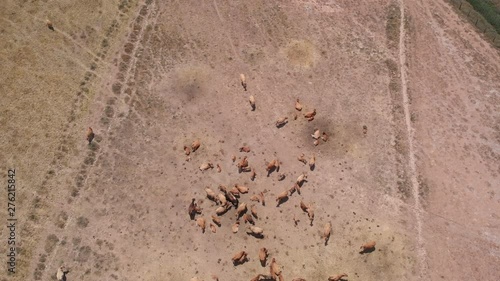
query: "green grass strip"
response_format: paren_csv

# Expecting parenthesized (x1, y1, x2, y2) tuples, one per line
(466, 0, 500, 33)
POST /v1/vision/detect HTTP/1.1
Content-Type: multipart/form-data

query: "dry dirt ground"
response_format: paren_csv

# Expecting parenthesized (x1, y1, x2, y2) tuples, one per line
(0, 0, 499, 280)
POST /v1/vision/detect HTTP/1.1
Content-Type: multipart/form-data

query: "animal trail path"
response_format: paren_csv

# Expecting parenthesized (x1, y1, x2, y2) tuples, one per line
(212, 0, 240, 61)
(43, 0, 158, 277)
(398, 0, 429, 279)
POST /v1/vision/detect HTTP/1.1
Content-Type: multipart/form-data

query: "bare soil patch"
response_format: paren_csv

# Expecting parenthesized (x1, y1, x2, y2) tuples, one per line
(1, 0, 498, 280)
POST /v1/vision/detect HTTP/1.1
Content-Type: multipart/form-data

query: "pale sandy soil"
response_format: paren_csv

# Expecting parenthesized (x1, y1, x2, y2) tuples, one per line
(0, 0, 498, 281)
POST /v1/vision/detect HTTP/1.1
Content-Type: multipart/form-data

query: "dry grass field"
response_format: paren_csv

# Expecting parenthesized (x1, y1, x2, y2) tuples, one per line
(0, 0, 499, 280)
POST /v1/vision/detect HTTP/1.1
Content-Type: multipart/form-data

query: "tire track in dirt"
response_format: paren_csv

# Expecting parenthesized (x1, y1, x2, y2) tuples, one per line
(398, 0, 428, 279)
(39, 1, 158, 276)
(16, 13, 125, 281)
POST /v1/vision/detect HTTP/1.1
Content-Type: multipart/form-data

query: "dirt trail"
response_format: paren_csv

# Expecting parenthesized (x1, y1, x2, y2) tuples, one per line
(403, 0, 500, 280)
(43, 1, 159, 275)
(398, 0, 428, 279)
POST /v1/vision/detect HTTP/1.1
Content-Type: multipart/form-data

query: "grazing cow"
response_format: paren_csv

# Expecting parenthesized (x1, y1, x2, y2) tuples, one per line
(237, 156, 249, 172)
(226, 190, 239, 206)
(230, 186, 241, 198)
(298, 153, 307, 164)
(215, 204, 231, 216)
(307, 207, 314, 225)
(232, 221, 240, 233)
(323, 222, 332, 245)
(360, 241, 376, 253)
(188, 198, 202, 219)
(243, 213, 255, 225)
(205, 187, 219, 204)
(251, 168, 257, 181)
(46, 19, 55, 31)
(250, 195, 260, 203)
(322, 132, 329, 142)
(259, 191, 266, 206)
(86, 127, 95, 144)
(211, 215, 221, 226)
(235, 184, 249, 193)
(270, 258, 282, 279)
(246, 226, 264, 237)
(304, 109, 316, 118)
(240, 74, 247, 91)
(259, 247, 268, 266)
(196, 217, 206, 233)
(266, 159, 279, 175)
(240, 146, 251, 153)
(232, 251, 248, 265)
(300, 201, 309, 213)
(295, 99, 302, 111)
(235, 202, 247, 218)
(311, 129, 320, 139)
(276, 190, 289, 207)
(56, 266, 68, 281)
(309, 154, 316, 169)
(289, 183, 300, 195)
(199, 162, 214, 171)
(191, 139, 201, 152)
(276, 117, 288, 128)
(217, 193, 227, 206)
(251, 205, 258, 218)
(296, 173, 308, 185)
(249, 95, 256, 110)
(300, 200, 314, 225)
(210, 223, 217, 233)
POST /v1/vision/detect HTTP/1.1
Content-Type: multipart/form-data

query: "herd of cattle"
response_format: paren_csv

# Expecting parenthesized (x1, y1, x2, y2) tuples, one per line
(54, 75, 376, 280)
(181, 75, 376, 281)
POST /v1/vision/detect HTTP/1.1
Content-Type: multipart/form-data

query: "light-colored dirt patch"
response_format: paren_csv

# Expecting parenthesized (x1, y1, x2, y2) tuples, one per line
(172, 64, 212, 102)
(283, 39, 317, 68)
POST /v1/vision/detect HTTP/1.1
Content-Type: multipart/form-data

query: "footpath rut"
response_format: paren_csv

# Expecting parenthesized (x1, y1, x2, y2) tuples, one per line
(398, 0, 429, 279)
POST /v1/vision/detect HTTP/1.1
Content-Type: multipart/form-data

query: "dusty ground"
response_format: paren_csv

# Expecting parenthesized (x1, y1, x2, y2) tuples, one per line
(0, 0, 498, 280)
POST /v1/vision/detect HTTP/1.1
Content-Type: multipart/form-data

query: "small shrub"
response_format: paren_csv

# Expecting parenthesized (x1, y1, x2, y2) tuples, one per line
(45, 234, 59, 253)
(77, 216, 89, 228)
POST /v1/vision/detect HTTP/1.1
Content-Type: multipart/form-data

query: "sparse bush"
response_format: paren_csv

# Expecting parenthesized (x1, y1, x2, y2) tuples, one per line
(72, 237, 82, 246)
(45, 234, 59, 253)
(100, 116, 110, 126)
(56, 211, 68, 228)
(71, 187, 80, 197)
(77, 216, 89, 228)
(76, 246, 91, 262)
(84, 154, 96, 165)
(76, 175, 84, 188)
(112, 82, 122, 94)
(101, 39, 109, 48)
(105, 105, 114, 118)
(28, 213, 38, 222)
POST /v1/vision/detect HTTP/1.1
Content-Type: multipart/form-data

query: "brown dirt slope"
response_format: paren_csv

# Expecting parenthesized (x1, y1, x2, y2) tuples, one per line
(405, 0, 500, 280)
